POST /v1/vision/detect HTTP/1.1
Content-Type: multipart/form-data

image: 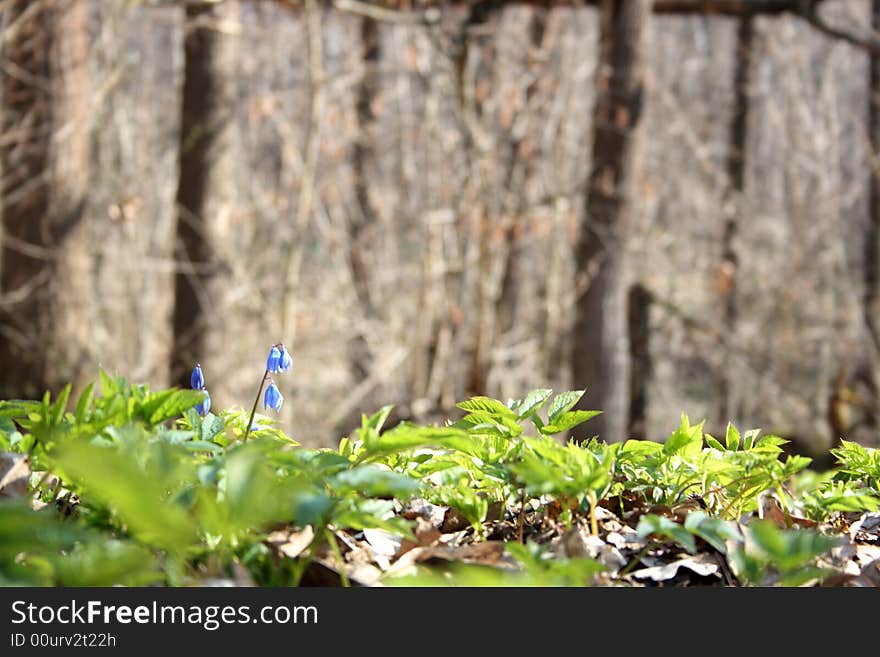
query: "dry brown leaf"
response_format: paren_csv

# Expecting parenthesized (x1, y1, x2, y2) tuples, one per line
(761, 498, 816, 529)
(397, 517, 442, 559)
(631, 553, 720, 582)
(849, 512, 880, 543)
(0, 452, 29, 498)
(857, 558, 880, 587)
(557, 526, 626, 574)
(266, 525, 315, 559)
(363, 528, 401, 558)
(440, 507, 472, 533)
(401, 498, 448, 528)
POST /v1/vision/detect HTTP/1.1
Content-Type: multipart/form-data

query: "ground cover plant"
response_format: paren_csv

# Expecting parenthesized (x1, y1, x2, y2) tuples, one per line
(1, 347, 878, 587)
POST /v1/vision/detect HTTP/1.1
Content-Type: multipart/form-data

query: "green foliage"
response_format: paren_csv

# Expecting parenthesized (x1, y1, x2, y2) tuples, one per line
(728, 521, 840, 587)
(0, 377, 875, 587)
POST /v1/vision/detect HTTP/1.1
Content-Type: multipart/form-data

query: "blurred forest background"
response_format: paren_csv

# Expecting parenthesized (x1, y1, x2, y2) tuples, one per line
(1, 0, 880, 458)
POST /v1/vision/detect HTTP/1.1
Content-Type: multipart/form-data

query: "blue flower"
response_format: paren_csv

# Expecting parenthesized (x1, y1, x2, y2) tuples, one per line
(196, 389, 211, 416)
(266, 346, 282, 373)
(190, 363, 204, 390)
(278, 344, 292, 372)
(263, 381, 283, 413)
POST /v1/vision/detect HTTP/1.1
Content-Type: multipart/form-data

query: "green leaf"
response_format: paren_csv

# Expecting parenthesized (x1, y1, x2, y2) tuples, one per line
(539, 410, 601, 435)
(52, 440, 197, 551)
(456, 396, 517, 419)
(74, 383, 95, 423)
(359, 424, 474, 460)
(636, 514, 697, 554)
(141, 389, 206, 426)
(200, 413, 226, 443)
(50, 384, 72, 426)
(0, 400, 40, 419)
(663, 415, 704, 456)
(683, 511, 742, 554)
(547, 390, 585, 423)
(292, 490, 335, 527)
(725, 423, 740, 451)
(182, 440, 223, 454)
(704, 434, 725, 451)
(742, 429, 760, 451)
(331, 465, 421, 499)
(515, 389, 553, 420)
(364, 405, 394, 433)
(99, 369, 117, 397)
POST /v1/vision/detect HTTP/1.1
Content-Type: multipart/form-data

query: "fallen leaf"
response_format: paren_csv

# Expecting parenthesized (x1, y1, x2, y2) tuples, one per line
(363, 528, 402, 558)
(266, 525, 315, 559)
(557, 527, 627, 574)
(0, 452, 29, 498)
(761, 498, 816, 529)
(849, 512, 880, 543)
(397, 518, 442, 558)
(631, 553, 720, 582)
(440, 507, 472, 533)
(857, 558, 880, 587)
(401, 498, 448, 528)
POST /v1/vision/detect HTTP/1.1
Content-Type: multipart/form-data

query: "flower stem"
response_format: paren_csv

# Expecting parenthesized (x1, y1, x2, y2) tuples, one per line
(243, 370, 269, 443)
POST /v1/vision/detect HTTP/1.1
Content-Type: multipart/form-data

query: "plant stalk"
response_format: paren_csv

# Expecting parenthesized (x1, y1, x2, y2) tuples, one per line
(243, 370, 269, 442)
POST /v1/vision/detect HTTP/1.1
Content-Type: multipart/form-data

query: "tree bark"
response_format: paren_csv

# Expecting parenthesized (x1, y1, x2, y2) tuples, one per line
(0, 0, 90, 399)
(171, 0, 241, 393)
(572, 0, 650, 442)
(718, 15, 753, 426)
(864, 0, 880, 431)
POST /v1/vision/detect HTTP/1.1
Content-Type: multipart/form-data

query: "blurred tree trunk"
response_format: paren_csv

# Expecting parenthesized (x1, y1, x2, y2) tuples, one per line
(172, 0, 241, 393)
(718, 15, 753, 426)
(864, 0, 880, 431)
(627, 282, 652, 438)
(572, 0, 649, 442)
(347, 14, 380, 383)
(0, 0, 90, 399)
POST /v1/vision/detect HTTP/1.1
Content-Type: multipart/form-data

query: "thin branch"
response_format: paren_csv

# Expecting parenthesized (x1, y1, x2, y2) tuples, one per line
(796, 1, 880, 55)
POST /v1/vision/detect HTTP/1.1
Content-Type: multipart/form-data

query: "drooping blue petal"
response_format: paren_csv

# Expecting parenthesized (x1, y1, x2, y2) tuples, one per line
(266, 346, 282, 373)
(196, 389, 211, 416)
(190, 364, 204, 390)
(278, 345, 292, 372)
(263, 381, 283, 413)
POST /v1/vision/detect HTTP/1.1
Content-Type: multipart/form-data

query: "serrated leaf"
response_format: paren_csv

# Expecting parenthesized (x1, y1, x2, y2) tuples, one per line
(200, 413, 225, 443)
(516, 389, 553, 420)
(547, 390, 585, 423)
(456, 396, 517, 418)
(359, 424, 474, 460)
(331, 465, 421, 499)
(663, 415, 704, 456)
(539, 410, 601, 435)
(52, 441, 197, 551)
(141, 389, 205, 426)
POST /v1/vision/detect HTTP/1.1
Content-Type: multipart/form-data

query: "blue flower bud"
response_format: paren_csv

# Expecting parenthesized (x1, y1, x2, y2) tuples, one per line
(278, 344, 292, 372)
(263, 381, 283, 413)
(266, 346, 282, 373)
(190, 363, 204, 390)
(196, 389, 211, 416)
